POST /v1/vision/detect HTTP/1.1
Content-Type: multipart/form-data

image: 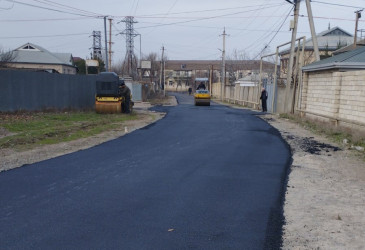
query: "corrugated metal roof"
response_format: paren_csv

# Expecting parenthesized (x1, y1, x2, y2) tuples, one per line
(302, 46, 365, 72)
(53, 53, 73, 65)
(333, 39, 365, 55)
(12, 43, 73, 66)
(281, 26, 353, 54)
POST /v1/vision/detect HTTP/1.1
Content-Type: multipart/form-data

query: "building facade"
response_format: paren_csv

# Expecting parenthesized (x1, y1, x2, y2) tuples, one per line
(164, 60, 275, 92)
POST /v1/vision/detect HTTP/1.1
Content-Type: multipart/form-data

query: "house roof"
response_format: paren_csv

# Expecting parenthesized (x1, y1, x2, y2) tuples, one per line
(165, 60, 275, 71)
(302, 46, 365, 72)
(281, 26, 354, 54)
(12, 43, 74, 66)
(332, 38, 365, 55)
(309, 27, 352, 49)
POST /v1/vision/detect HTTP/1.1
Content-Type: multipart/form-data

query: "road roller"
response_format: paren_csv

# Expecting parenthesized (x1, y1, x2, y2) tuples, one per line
(194, 89, 211, 106)
(95, 72, 132, 113)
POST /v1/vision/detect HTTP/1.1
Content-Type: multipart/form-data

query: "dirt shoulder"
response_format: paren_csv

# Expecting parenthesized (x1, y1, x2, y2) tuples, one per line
(0, 96, 177, 172)
(263, 114, 365, 249)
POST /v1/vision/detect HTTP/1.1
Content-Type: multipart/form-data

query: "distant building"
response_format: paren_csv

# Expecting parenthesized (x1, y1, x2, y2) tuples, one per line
(164, 60, 275, 92)
(6, 43, 76, 74)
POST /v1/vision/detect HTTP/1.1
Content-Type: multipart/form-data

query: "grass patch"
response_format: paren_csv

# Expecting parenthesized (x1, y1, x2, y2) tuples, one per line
(0, 111, 138, 151)
(147, 92, 169, 105)
(279, 113, 365, 150)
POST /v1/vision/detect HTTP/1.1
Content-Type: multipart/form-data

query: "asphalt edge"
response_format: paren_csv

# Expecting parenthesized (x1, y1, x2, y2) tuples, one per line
(210, 98, 293, 249)
(262, 125, 293, 249)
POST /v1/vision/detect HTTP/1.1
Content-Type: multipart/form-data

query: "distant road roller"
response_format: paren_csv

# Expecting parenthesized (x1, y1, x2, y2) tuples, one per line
(194, 89, 211, 106)
(95, 72, 133, 114)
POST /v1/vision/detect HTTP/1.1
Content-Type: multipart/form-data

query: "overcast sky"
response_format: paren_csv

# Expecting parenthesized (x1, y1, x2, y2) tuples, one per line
(1, 0, 365, 64)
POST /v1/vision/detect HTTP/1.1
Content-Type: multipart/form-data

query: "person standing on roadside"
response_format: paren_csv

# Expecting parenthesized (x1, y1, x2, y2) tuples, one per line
(260, 87, 268, 112)
(119, 82, 131, 114)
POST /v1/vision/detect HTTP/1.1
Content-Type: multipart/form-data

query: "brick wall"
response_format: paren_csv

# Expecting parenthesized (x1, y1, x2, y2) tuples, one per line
(337, 71, 365, 124)
(301, 70, 365, 126)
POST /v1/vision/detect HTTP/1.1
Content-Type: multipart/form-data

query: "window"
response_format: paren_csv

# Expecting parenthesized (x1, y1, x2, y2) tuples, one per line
(19, 45, 39, 51)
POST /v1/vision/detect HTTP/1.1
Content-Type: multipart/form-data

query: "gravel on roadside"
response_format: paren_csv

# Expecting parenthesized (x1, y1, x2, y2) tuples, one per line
(262, 114, 365, 250)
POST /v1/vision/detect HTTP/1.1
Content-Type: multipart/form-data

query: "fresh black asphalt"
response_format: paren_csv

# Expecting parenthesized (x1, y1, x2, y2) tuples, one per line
(0, 93, 291, 250)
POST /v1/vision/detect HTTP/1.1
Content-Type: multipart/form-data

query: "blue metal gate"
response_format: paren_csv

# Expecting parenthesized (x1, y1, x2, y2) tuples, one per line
(262, 78, 277, 113)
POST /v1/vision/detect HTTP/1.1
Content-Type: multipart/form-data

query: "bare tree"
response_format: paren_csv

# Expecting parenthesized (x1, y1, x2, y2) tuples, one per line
(119, 56, 137, 79)
(0, 47, 16, 68)
(110, 59, 124, 75)
(225, 49, 252, 83)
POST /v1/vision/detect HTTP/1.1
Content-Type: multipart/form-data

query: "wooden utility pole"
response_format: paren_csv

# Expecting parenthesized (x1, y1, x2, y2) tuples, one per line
(306, 0, 320, 61)
(108, 18, 113, 71)
(103, 16, 109, 72)
(284, 0, 300, 113)
(354, 10, 363, 48)
(160, 46, 165, 95)
(209, 65, 213, 94)
(220, 28, 227, 101)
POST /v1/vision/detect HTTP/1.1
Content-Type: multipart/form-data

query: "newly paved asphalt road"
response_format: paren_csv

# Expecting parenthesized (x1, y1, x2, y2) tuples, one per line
(0, 93, 291, 250)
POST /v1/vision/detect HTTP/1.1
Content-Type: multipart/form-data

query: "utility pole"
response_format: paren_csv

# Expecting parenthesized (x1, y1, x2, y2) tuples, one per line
(305, 0, 320, 61)
(284, 0, 300, 113)
(160, 46, 165, 94)
(137, 34, 142, 68)
(209, 65, 213, 94)
(104, 16, 109, 72)
(163, 58, 166, 96)
(108, 18, 113, 72)
(220, 27, 227, 101)
(354, 10, 363, 48)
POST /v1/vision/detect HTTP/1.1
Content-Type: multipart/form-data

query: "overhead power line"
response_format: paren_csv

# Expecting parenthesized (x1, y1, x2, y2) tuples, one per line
(31, 0, 102, 16)
(253, 6, 294, 59)
(0, 17, 95, 22)
(0, 0, 14, 10)
(4, 0, 101, 18)
(135, 3, 282, 17)
(238, 5, 293, 53)
(137, 4, 283, 29)
(0, 32, 90, 39)
(311, 1, 365, 9)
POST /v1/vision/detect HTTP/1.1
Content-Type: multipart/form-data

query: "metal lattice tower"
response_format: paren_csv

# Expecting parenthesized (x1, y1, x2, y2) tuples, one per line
(92, 31, 102, 59)
(120, 16, 138, 77)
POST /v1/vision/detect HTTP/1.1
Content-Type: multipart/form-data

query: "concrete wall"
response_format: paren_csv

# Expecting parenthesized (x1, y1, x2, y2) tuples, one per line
(275, 83, 296, 114)
(212, 82, 260, 109)
(211, 82, 222, 98)
(337, 71, 365, 124)
(300, 70, 365, 128)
